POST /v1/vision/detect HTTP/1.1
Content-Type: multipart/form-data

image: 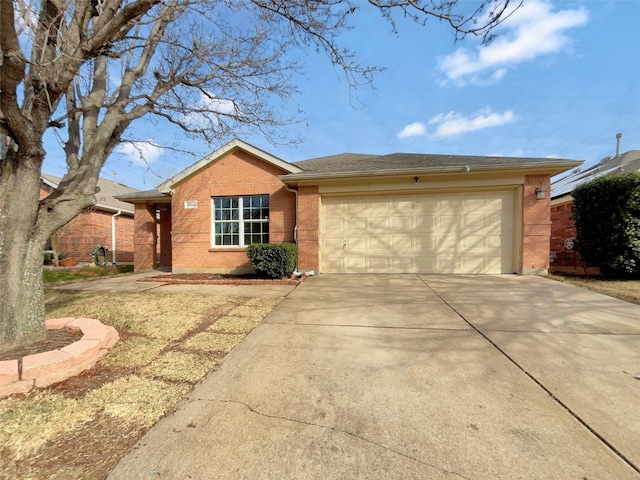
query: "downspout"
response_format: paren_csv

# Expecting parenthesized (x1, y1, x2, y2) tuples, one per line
(111, 210, 122, 265)
(283, 184, 299, 273)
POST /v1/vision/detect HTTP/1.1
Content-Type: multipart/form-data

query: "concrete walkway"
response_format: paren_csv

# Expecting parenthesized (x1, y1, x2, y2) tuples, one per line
(106, 274, 640, 479)
(51, 271, 297, 297)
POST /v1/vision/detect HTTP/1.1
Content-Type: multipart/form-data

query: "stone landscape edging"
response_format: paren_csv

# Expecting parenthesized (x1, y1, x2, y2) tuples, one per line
(0, 318, 119, 399)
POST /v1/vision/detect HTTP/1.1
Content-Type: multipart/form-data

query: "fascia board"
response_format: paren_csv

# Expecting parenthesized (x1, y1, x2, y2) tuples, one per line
(280, 160, 582, 184)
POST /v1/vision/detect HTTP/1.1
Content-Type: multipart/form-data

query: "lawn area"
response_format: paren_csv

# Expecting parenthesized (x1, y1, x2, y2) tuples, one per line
(0, 290, 281, 479)
(43, 265, 134, 283)
(548, 273, 640, 306)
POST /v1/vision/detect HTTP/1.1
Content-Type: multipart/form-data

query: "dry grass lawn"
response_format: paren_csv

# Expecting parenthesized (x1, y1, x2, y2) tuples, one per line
(0, 291, 282, 479)
(547, 274, 640, 306)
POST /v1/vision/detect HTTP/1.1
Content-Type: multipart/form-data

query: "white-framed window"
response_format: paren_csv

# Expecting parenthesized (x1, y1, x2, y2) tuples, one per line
(212, 195, 269, 247)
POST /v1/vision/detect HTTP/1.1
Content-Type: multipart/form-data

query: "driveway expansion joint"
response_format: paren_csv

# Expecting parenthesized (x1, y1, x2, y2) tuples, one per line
(186, 396, 473, 480)
(419, 277, 640, 476)
(266, 321, 472, 331)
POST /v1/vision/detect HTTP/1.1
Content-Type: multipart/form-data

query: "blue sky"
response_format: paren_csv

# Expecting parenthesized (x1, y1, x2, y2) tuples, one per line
(42, 0, 640, 190)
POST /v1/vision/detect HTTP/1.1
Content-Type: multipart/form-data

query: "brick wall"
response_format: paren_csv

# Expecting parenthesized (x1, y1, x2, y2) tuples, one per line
(40, 185, 134, 263)
(550, 200, 585, 268)
(521, 175, 552, 274)
(171, 149, 296, 273)
(297, 185, 320, 272)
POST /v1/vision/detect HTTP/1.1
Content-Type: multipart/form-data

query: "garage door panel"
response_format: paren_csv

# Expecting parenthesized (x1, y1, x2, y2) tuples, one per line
(461, 256, 485, 272)
(347, 237, 366, 250)
(325, 238, 344, 250)
(345, 257, 367, 271)
(370, 217, 389, 229)
(416, 257, 436, 271)
(413, 236, 436, 250)
(436, 256, 458, 272)
(348, 217, 366, 229)
(325, 217, 345, 232)
(393, 237, 413, 250)
(461, 235, 487, 249)
(369, 257, 389, 270)
(392, 257, 412, 271)
(322, 191, 514, 274)
(392, 216, 412, 229)
(415, 215, 436, 230)
(392, 199, 413, 211)
(369, 236, 390, 250)
(369, 197, 390, 212)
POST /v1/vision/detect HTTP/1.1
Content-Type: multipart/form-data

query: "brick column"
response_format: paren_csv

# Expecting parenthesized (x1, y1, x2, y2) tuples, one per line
(297, 185, 320, 272)
(134, 203, 157, 271)
(522, 175, 551, 275)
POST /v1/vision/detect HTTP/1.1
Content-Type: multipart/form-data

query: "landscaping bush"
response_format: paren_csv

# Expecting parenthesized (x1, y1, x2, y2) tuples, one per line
(572, 172, 640, 278)
(246, 243, 298, 279)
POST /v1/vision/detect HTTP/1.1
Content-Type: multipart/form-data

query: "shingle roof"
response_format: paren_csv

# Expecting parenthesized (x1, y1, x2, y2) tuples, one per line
(551, 150, 640, 199)
(286, 152, 581, 179)
(41, 173, 139, 214)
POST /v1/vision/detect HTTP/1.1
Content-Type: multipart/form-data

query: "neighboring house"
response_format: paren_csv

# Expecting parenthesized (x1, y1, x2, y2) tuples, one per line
(117, 139, 580, 275)
(40, 174, 139, 263)
(550, 150, 640, 270)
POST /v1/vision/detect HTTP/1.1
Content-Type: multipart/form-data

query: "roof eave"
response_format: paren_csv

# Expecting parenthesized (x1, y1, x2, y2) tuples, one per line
(114, 191, 171, 204)
(93, 203, 135, 214)
(157, 139, 303, 193)
(280, 160, 582, 184)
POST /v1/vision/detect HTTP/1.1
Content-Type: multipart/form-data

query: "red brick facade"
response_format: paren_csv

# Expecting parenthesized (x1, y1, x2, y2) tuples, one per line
(166, 149, 296, 273)
(522, 175, 552, 274)
(550, 200, 584, 269)
(40, 185, 134, 263)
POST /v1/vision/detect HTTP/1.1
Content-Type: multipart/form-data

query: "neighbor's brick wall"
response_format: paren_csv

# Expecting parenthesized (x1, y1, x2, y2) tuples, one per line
(297, 185, 320, 272)
(171, 149, 296, 273)
(521, 175, 552, 274)
(40, 185, 134, 263)
(550, 200, 584, 268)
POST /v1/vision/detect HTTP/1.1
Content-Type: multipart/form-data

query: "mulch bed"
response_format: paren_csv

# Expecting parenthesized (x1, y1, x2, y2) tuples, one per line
(140, 272, 307, 286)
(0, 328, 83, 361)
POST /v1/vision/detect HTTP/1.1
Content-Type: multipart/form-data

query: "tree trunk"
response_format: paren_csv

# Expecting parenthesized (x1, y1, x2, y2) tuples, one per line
(0, 146, 97, 352)
(0, 151, 48, 351)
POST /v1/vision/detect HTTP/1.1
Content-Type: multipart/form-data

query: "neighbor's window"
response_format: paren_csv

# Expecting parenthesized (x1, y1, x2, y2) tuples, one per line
(212, 195, 269, 247)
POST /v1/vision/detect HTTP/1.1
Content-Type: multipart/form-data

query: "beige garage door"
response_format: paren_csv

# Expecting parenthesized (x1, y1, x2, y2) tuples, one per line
(322, 191, 515, 274)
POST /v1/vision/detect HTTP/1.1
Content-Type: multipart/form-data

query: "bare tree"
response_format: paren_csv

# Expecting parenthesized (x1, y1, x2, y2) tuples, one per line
(0, 0, 518, 351)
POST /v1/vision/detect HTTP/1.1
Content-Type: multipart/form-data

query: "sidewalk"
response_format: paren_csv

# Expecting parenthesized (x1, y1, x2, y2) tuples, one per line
(51, 272, 298, 297)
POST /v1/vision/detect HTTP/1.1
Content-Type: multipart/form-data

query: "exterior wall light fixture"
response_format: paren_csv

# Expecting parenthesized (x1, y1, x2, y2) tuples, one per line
(535, 187, 547, 200)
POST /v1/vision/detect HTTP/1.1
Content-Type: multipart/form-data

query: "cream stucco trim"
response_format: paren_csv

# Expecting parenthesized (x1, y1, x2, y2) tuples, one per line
(513, 185, 523, 274)
(550, 194, 573, 206)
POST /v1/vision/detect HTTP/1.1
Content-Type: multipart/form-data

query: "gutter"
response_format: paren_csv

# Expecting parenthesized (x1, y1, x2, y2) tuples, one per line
(111, 210, 122, 264)
(279, 160, 583, 183)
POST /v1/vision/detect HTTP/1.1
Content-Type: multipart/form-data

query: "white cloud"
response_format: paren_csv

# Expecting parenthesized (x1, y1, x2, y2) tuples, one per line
(182, 93, 237, 127)
(428, 109, 515, 139)
(439, 0, 589, 85)
(117, 140, 164, 164)
(397, 122, 427, 139)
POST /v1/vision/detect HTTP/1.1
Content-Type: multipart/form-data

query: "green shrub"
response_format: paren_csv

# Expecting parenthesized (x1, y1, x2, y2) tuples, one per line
(572, 172, 640, 278)
(246, 243, 298, 279)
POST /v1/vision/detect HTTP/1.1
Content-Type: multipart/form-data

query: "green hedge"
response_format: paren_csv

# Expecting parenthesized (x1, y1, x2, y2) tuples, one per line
(572, 172, 640, 278)
(246, 243, 298, 279)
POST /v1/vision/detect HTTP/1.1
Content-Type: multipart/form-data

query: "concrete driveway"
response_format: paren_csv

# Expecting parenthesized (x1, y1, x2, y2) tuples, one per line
(109, 275, 640, 479)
